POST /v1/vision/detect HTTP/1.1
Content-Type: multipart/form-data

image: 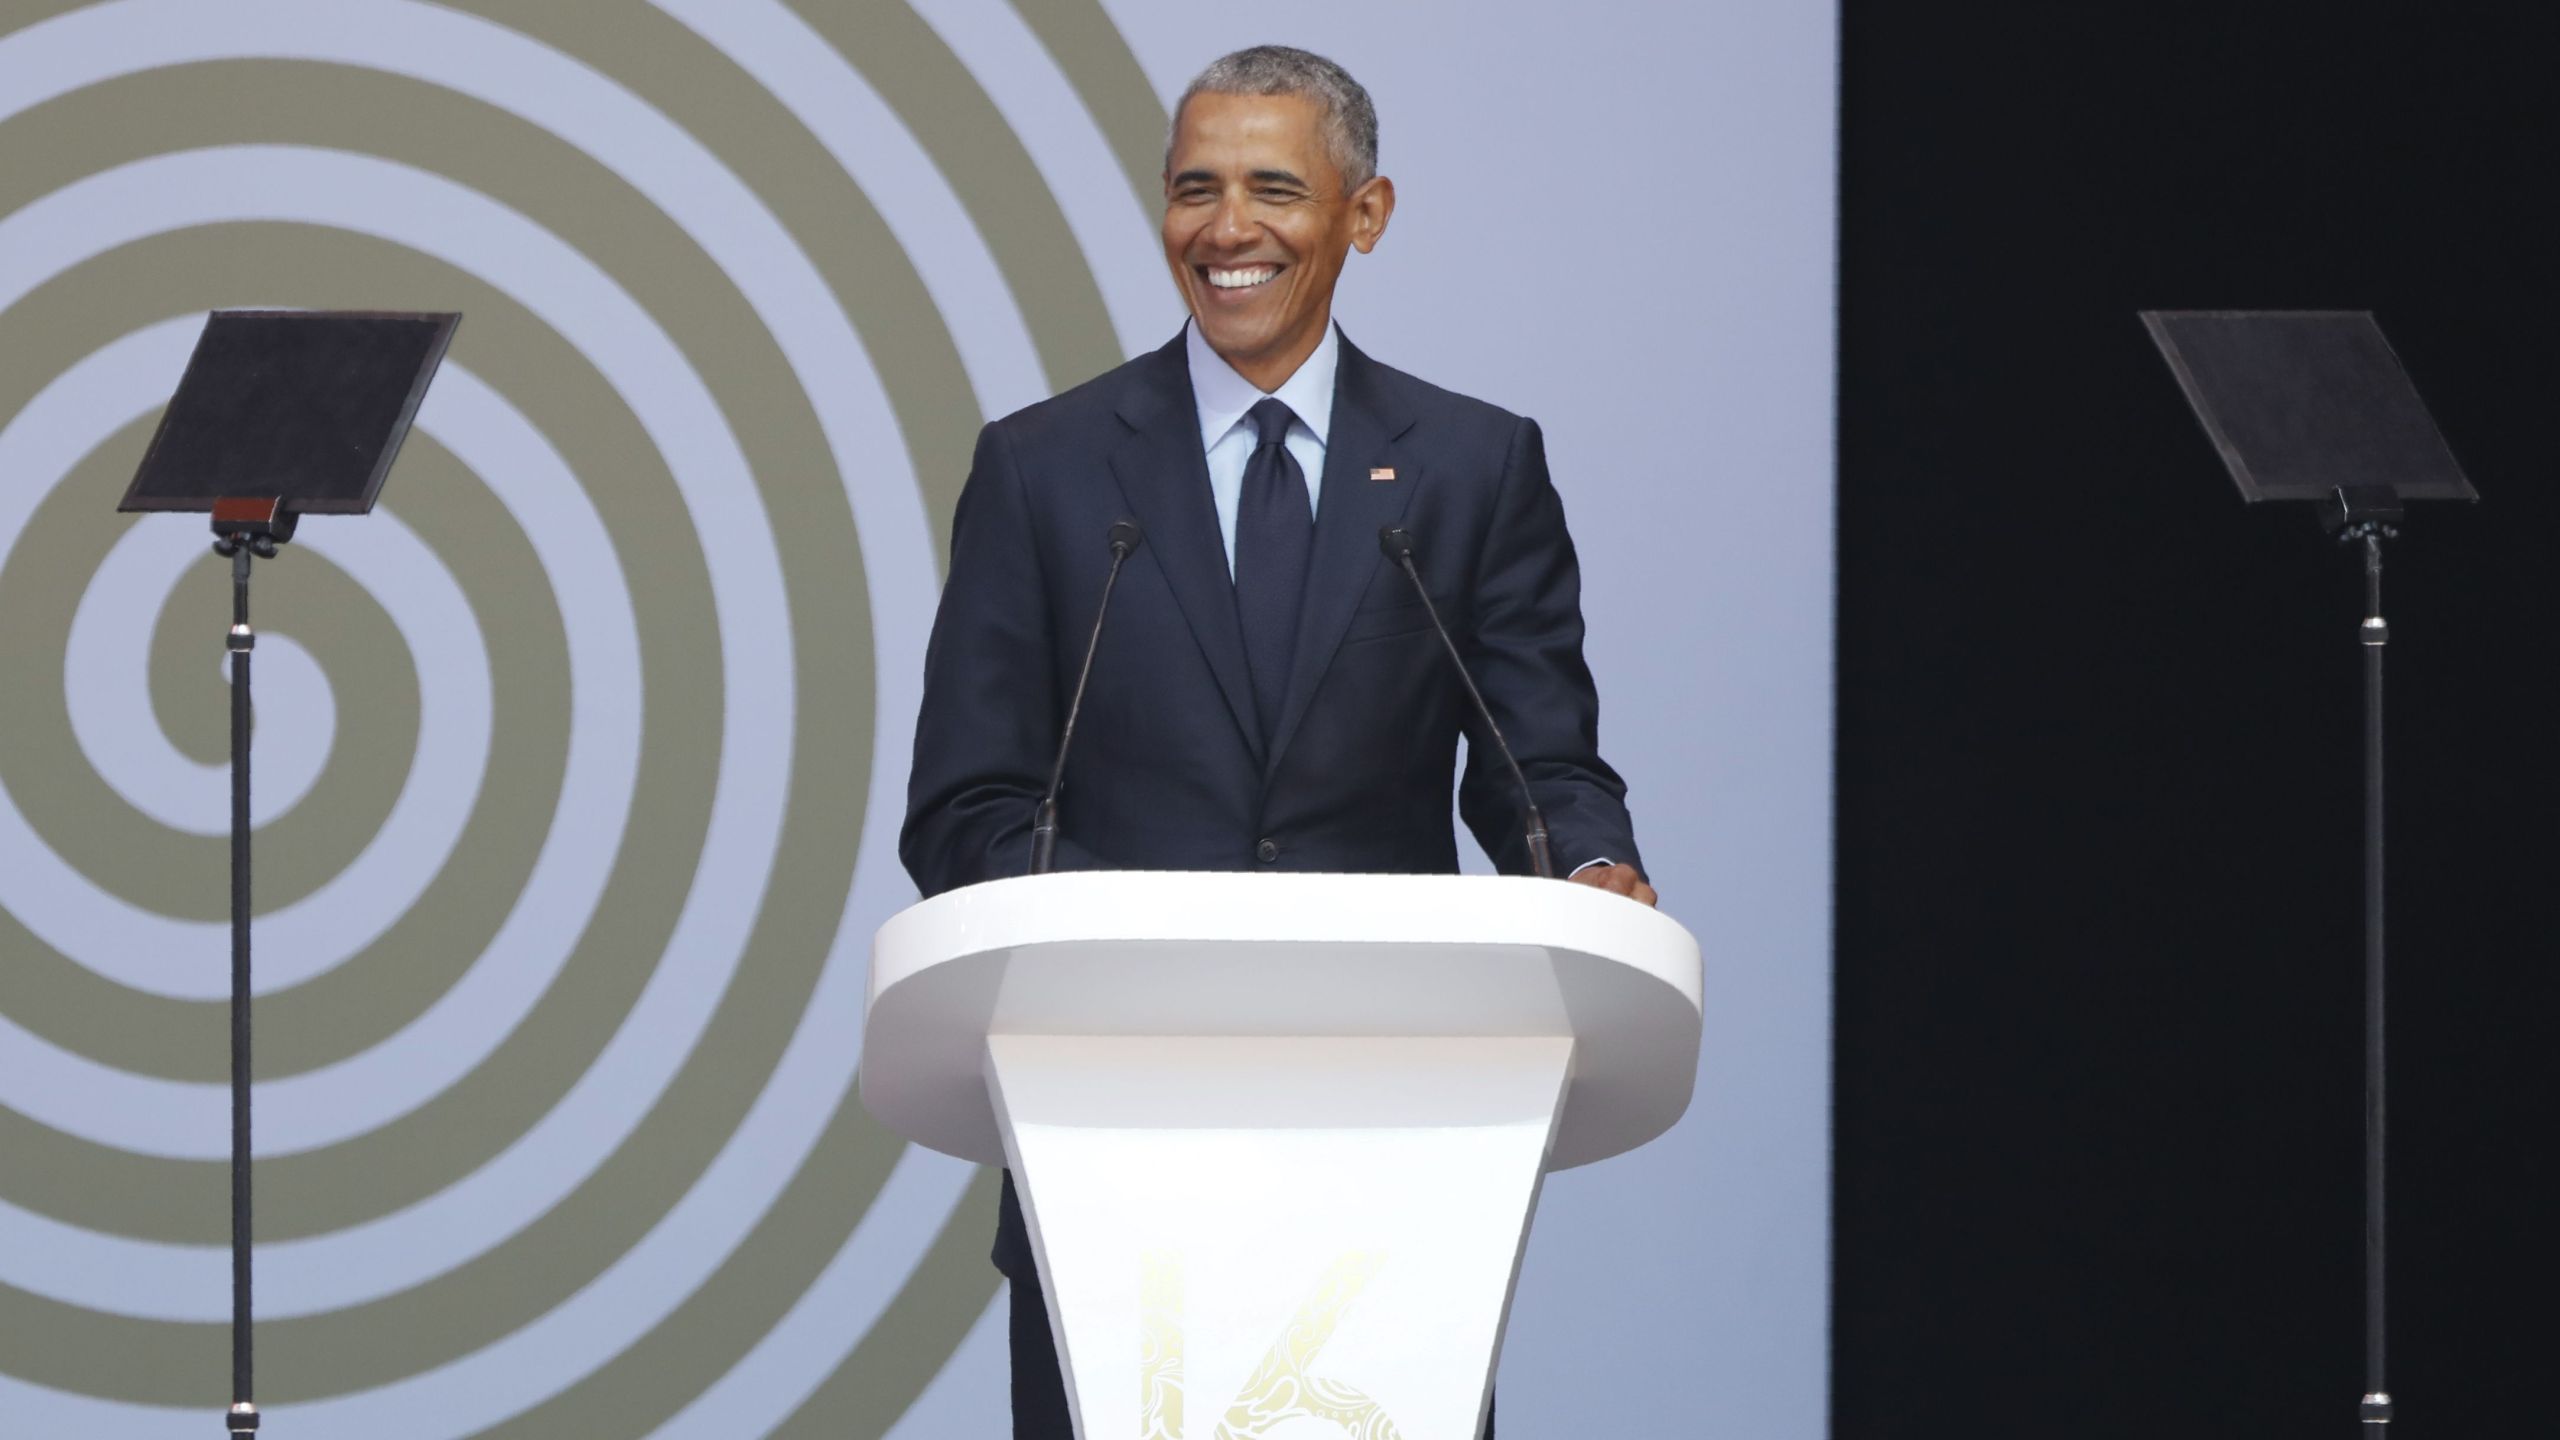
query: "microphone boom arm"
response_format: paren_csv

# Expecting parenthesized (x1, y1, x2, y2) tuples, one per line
(1030, 519, 1143, 875)
(1379, 525, 1555, 879)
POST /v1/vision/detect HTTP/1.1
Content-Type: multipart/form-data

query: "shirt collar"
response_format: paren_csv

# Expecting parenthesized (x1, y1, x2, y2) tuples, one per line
(1187, 317, 1340, 454)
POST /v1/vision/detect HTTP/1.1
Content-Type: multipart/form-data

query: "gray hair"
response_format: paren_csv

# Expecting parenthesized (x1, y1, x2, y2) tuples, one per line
(1169, 45, 1379, 191)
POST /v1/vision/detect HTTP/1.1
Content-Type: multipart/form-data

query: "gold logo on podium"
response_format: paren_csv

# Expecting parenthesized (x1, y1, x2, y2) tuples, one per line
(1140, 1251, 1405, 1439)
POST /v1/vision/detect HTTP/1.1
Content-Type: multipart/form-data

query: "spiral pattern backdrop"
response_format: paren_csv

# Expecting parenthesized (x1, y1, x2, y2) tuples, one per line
(0, 0, 1179, 1433)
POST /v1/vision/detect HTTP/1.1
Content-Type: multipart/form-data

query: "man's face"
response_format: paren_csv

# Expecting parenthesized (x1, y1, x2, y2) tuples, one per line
(1162, 91, 1393, 382)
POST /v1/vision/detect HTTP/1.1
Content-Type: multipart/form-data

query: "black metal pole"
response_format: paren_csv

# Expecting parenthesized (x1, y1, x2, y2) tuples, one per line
(2356, 530, 2391, 1435)
(224, 537, 260, 1439)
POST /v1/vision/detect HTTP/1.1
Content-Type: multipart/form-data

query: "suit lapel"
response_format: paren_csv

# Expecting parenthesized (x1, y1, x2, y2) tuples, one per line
(1266, 336, 1420, 774)
(1108, 335, 1265, 759)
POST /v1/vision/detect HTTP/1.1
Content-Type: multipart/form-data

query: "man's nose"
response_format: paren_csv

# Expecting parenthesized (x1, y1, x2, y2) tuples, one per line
(1204, 193, 1256, 249)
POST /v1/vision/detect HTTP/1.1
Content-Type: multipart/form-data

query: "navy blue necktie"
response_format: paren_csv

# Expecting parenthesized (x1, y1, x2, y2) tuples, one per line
(1233, 396, 1312, 743)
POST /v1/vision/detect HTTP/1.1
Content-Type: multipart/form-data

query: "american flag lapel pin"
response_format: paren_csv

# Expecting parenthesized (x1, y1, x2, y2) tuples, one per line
(1369, 466, 1397, 481)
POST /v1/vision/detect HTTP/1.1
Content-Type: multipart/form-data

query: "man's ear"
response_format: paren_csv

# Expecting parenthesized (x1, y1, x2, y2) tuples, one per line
(1348, 175, 1396, 254)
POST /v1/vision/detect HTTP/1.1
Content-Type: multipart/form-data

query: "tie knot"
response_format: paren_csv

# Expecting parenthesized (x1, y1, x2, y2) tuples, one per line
(1248, 397, 1296, 449)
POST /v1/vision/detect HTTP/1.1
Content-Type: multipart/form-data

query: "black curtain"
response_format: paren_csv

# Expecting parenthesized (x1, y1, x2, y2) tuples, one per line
(1833, 5, 2557, 1435)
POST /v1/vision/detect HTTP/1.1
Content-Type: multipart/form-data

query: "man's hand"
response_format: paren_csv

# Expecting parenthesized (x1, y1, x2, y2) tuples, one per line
(1569, 863, 1657, 907)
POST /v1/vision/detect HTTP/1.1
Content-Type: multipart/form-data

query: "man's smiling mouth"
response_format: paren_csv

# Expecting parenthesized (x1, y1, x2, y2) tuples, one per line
(1203, 264, 1280, 290)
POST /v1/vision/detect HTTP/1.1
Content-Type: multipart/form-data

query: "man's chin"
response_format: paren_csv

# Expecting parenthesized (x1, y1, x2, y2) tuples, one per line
(1197, 316, 1260, 345)
(1192, 313, 1288, 367)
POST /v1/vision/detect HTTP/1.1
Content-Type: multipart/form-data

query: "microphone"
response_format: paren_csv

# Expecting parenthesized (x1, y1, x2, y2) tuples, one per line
(1377, 525, 1555, 879)
(1030, 519, 1144, 874)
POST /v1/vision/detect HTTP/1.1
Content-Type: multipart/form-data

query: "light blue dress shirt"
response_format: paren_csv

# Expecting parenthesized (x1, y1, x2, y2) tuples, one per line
(1186, 318, 1338, 578)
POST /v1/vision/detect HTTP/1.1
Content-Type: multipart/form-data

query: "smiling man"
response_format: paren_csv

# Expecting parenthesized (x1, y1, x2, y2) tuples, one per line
(900, 44, 1652, 1439)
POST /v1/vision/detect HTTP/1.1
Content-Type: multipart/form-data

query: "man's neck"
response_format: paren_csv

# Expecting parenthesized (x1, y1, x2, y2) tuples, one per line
(1209, 312, 1331, 393)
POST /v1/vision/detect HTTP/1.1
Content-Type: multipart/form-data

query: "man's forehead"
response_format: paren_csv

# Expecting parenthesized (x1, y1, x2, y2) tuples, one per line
(1170, 91, 1330, 163)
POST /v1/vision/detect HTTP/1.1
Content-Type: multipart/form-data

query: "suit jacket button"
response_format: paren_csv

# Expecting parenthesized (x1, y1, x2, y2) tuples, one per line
(1255, 838, 1279, 863)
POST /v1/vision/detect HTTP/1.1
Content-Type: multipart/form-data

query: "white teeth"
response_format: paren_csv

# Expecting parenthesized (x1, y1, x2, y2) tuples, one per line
(1207, 266, 1277, 289)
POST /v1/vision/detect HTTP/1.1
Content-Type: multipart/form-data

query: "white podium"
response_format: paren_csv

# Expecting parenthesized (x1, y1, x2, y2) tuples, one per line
(863, 872, 1702, 1440)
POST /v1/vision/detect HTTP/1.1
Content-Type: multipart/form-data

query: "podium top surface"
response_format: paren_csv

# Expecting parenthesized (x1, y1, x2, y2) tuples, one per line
(861, 871, 1704, 1170)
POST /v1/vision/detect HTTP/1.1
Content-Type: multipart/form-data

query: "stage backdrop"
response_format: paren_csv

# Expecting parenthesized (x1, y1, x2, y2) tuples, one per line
(0, 2, 1835, 1435)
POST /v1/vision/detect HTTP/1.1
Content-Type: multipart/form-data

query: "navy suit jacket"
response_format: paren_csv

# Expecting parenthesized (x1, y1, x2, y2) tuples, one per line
(899, 329, 1642, 1274)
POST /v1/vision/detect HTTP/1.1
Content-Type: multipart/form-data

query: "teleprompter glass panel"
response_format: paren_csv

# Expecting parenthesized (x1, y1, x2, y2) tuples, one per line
(120, 309, 459, 515)
(2141, 310, 2476, 504)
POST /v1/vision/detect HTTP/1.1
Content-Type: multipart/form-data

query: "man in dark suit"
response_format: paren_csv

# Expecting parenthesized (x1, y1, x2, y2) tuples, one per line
(899, 43, 1654, 1440)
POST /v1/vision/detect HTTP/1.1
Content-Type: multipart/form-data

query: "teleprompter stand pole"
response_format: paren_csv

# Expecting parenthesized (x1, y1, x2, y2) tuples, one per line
(2143, 309, 2482, 1433)
(2325, 485, 2398, 1435)
(107, 310, 459, 1435)
(211, 498, 292, 1439)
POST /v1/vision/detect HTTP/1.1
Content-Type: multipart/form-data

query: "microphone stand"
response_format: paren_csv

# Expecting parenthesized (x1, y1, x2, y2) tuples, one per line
(1377, 525, 1553, 878)
(1030, 520, 1144, 875)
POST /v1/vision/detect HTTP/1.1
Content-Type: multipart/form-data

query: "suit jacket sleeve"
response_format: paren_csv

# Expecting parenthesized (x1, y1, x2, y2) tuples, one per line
(1456, 416, 1646, 879)
(899, 421, 1108, 897)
